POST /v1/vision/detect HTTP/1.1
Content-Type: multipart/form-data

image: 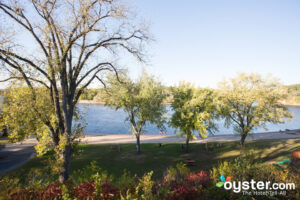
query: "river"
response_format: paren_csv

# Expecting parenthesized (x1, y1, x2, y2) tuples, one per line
(1, 96, 299, 135)
(76, 103, 300, 135)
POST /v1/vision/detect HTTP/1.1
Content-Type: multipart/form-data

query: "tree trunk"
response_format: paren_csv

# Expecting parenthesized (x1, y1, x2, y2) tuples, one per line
(58, 89, 74, 183)
(2, 126, 8, 137)
(136, 134, 141, 154)
(185, 137, 189, 153)
(59, 139, 71, 183)
(240, 133, 247, 146)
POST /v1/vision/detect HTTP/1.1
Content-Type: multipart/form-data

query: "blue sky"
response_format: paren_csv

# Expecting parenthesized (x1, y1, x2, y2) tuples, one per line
(126, 0, 300, 88)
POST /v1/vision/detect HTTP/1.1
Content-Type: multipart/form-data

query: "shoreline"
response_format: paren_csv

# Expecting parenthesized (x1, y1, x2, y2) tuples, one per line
(78, 100, 300, 107)
(80, 129, 300, 144)
(5, 129, 300, 146)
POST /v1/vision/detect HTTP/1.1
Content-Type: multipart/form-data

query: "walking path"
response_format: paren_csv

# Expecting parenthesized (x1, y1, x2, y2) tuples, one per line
(0, 140, 36, 175)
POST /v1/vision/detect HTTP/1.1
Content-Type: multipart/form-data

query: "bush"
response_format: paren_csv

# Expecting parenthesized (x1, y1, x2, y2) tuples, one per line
(185, 171, 210, 186)
(163, 162, 190, 183)
(4, 160, 300, 200)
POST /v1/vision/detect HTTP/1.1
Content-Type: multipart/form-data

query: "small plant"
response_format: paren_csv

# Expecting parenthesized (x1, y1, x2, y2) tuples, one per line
(164, 162, 190, 183)
(136, 171, 154, 200)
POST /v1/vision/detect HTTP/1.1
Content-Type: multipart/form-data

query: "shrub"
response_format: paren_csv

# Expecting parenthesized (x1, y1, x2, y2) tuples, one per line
(210, 153, 257, 182)
(164, 162, 190, 183)
(99, 183, 120, 200)
(116, 170, 138, 196)
(136, 171, 154, 200)
(73, 181, 95, 200)
(167, 183, 200, 200)
(4, 160, 300, 200)
(185, 170, 210, 186)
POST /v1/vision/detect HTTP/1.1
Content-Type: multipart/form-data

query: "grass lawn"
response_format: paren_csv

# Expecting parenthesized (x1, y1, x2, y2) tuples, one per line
(2, 139, 300, 182)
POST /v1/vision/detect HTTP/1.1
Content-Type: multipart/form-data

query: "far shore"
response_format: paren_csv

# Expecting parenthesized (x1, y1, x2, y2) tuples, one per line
(78, 100, 300, 107)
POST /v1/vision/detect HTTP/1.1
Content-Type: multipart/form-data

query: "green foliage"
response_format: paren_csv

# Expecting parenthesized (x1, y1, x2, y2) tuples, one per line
(71, 161, 113, 185)
(2, 158, 300, 200)
(102, 70, 166, 153)
(3, 87, 56, 146)
(79, 89, 99, 101)
(164, 162, 190, 183)
(170, 82, 218, 141)
(217, 73, 293, 144)
(61, 184, 72, 200)
(103, 71, 167, 135)
(211, 151, 257, 182)
(0, 176, 20, 198)
(2, 85, 85, 178)
(136, 171, 154, 200)
(116, 170, 138, 190)
(0, 108, 8, 137)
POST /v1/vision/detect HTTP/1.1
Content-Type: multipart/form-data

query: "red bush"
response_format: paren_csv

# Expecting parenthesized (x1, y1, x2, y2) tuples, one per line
(6, 183, 62, 200)
(167, 183, 200, 200)
(5, 170, 211, 200)
(73, 181, 95, 200)
(99, 183, 120, 200)
(185, 171, 210, 186)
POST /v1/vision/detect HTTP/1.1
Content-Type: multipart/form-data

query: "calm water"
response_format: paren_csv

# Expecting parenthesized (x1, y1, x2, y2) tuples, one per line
(1, 96, 299, 135)
(77, 103, 300, 135)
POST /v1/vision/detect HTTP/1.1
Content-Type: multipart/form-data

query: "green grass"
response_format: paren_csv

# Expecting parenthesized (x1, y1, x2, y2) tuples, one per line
(2, 139, 300, 181)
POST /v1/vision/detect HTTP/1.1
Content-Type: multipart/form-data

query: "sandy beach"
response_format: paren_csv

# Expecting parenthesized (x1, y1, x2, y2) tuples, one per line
(80, 129, 300, 144)
(8, 129, 300, 146)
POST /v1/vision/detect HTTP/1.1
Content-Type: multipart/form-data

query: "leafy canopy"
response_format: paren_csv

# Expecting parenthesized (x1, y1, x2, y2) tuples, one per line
(2, 86, 84, 156)
(217, 73, 293, 136)
(170, 82, 218, 140)
(102, 71, 166, 135)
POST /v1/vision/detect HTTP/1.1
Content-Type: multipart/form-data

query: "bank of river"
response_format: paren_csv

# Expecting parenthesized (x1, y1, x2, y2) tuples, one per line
(1, 96, 300, 135)
(77, 103, 300, 135)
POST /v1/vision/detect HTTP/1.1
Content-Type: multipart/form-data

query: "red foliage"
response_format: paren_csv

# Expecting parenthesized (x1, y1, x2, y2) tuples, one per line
(73, 181, 95, 200)
(5, 171, 211, 200)
(99, 183, 120, 200)
(167, 183, 200, 200)
(185, 170, 210, 186)
(39, 183, 62, 200)
(6, 183, 62, 200)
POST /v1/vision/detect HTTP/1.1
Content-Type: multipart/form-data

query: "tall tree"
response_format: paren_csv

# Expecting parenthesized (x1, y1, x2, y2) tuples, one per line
(102, 71, 166, 154)
(2, 86, 83, 156)
(170, 82, 218, 153)
(0, 0, 148, 182)
(217, 73, 293, 146)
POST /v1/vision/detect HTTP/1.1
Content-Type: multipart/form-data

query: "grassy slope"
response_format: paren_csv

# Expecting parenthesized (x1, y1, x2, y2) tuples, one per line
(2, 139, 300, 181)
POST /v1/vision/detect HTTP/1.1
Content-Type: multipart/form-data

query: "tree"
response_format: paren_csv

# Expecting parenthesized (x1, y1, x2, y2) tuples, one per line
(102, 71, 166, 154)
(0, 0, 148, 182)
(217, 73, 293, 146)
(0, 109, 8, 137)
(2, 86, 83, 156)
(170, 82, 218, 153)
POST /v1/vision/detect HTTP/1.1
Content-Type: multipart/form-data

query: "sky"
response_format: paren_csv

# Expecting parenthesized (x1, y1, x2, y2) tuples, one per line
(1, 0, 300, 89)
(125, 0, 300, 88)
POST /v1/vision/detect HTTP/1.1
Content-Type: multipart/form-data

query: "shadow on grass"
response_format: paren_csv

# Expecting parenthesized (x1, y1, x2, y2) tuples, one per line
(1, 139, 299, 182)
